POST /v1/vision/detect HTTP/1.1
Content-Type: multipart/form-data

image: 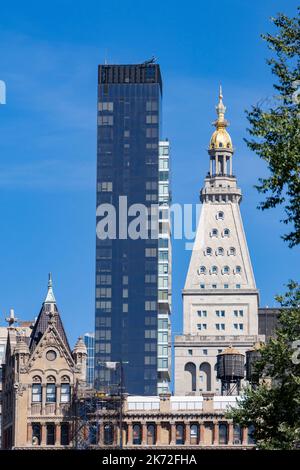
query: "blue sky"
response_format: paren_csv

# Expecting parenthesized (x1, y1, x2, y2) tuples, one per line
(0, 0, 299, 349)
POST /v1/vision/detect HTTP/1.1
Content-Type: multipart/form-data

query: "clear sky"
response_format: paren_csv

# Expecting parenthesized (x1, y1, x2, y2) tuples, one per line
(0, 0, 299, 350)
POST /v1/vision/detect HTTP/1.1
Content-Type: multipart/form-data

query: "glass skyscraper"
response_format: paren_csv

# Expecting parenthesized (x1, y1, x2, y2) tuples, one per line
(94, 63, 171, 395)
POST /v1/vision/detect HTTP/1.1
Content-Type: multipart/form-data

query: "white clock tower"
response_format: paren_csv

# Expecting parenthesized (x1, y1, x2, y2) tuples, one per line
(175, 88, 263, 395)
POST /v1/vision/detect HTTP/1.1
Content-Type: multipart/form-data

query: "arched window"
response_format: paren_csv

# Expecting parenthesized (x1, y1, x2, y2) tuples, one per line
(236, 266, 242, 274)
(211, 228, 218, 237)
(217, 247, 224, 256)
(147, 424, 156, 445)
(229, 247, 236, 255)
(223, 228, 230, 237)
(184, 362, 196, 392)
(233, 424, 242, 444)
(199, 362, 212, 391)
(104, 423, 114, 445)
(176, 424, 185, 445)
(219, 423, 228, 445)
(217, 211, 224, 220)
(190, 424, 199, 445)
(133, 424, 142, 445)
(211, 266, 218, 274)
(206, 247, 212, 256)
(199, 265, 206, 274)
(223, 266, 230, 274)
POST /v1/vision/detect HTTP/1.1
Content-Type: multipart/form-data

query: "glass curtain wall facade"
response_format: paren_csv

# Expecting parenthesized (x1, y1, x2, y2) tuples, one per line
(157, 141, 172, 393)
(95, 63, 169, 395)
(84, 333, 95, 387)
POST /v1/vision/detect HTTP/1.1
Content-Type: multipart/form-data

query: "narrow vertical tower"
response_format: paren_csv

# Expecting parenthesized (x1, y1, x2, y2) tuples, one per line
(175, 89, 261, 395)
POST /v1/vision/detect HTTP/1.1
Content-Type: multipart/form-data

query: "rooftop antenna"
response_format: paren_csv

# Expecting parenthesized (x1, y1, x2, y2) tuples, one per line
(143, 56, 157, 65)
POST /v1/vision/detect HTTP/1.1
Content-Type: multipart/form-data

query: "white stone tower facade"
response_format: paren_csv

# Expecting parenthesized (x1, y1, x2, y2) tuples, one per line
(174, 88, 263, 395)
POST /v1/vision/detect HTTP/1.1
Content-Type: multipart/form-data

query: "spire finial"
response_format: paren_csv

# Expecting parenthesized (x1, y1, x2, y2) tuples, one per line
(5, 308, 18, 327)
(44, 272, 56, 304)
(219, 84, 223, 101)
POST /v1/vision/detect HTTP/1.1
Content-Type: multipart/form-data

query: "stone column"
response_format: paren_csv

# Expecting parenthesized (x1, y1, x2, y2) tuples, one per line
(41, 423, 46, 447)
(127, 422, 133, 446)
(228, 423, 233, 446)
(229, 156, 232, 176)
(156, 422, 160, 445)
(213, 421, 219, 446)
(55, 386, 61, 415)
(98, 422, 104, 446)
(215, 155, 218, 174)
(142, 423, 147, 446)
(55, 423, 61, 446)
(41, 385, 46, 416)
(170, 422, 176, 446)
(242, 427, 248, 446)
(185, 423, 190, 446)
(27, 423, 32, 445)
(199, 422, 205, 445)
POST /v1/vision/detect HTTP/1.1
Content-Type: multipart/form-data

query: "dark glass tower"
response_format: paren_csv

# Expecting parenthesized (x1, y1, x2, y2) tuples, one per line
(94, 63, 163, 395)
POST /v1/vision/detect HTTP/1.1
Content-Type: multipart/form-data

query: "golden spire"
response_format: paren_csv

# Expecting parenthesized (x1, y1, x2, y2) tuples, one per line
(209, 86, 233, 151)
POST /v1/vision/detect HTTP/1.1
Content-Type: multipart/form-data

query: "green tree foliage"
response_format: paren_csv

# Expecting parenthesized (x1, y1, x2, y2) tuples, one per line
(245, 8, 300, 247)
(227, 282, 300, 449)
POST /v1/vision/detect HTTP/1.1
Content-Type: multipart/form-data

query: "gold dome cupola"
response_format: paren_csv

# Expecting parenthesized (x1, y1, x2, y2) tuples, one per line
(208, 86, 234, 177)
(209, 86, 233, 152)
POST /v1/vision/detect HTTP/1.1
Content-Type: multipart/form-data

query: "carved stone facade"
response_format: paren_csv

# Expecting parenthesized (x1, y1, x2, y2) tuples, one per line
(1, 276, 87, 449)
(74, 394, 255, 449)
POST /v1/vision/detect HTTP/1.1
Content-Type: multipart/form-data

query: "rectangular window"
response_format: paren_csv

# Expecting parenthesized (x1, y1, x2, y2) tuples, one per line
(46, 424, 55, 445)
(188, 349, 193, 355)
(46, 384, 56, 403)
(97, 181, 112, 192)
(224, 284, 229, 289)
(239, 310, 244, 316)
(198, 310, 207, 317)
(200, 284, 205, 289)
(122, 289, 128, 298)
(239, 324, 244, 330)
(234, 310, 238, 317)
(60, 423, 69, 446)
(145, 248, 157, 257)
(158, 318, 168, 329)
(98, 115, 113, 126)
(203, 349, 208, 355)
(98, 102, 113, 111)
(60, 384, 70, 403)
(236, 284, 241, 289)
(212, 284, 217, 289)
(146, 101, 158, 111)
(146, 114, 158, 124)
(32, 384, 42, 403)
(234, 323, 238, 330)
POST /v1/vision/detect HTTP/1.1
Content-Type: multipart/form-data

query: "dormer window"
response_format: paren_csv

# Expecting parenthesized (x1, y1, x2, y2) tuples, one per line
(211, 228, 218, 237)
(223, 266, 230, 274)
(223, 228, 230, 237)
(219, 143, 223, 148)
(206, 247, 212, 256)
(217, 247, 224, 256)
(211, 266, 218, 274)
(236, 266, 242, 274)
(199, 266, 206, 274)
(217, 211, 224, 220)
(229, 247, 236, 256)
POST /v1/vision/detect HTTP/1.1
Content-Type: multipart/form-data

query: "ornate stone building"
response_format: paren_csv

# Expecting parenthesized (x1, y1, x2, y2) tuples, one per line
(81, 393, 255, 448)
(175, 89, 264, 395)
(1, 275, 87, 449)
